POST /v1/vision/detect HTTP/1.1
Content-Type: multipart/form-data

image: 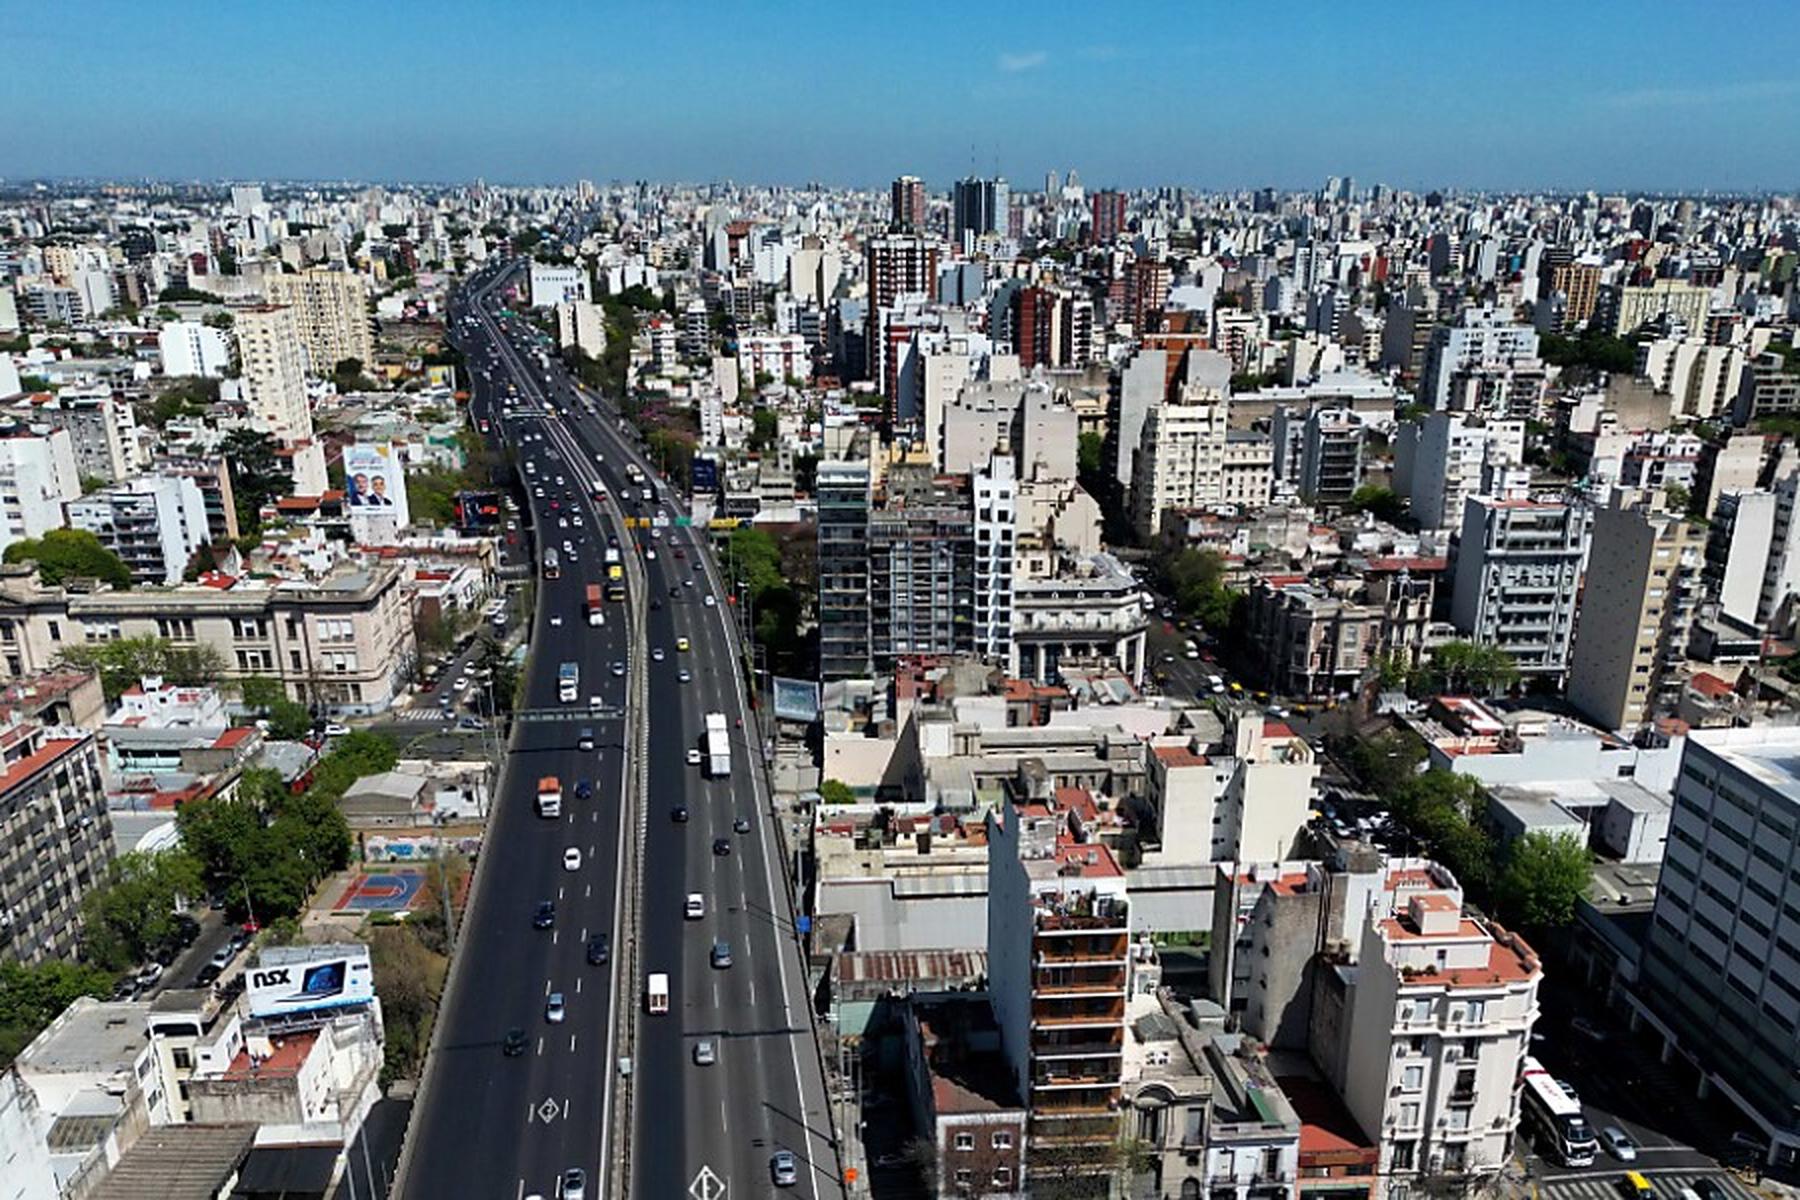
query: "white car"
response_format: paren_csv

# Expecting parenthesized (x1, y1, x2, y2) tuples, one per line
(686, 748, 701, 767)
(646, 549, 657, 560)
(323, 722, 351, 737)
(545, 992, 566, 1023)
(558, 517, 569, 528)
(703, 594, 716, 607)
(550, 614, 563, 627)
(685, 893, 705, 919)
(563, 847, 582, 871)
(652, 647, 666, 662)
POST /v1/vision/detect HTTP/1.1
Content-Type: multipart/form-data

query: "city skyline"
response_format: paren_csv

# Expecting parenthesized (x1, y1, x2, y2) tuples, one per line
(7, 0, 1799, 192)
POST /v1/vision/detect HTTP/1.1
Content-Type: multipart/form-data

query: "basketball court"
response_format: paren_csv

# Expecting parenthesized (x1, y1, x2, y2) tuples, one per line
(334, 870, 427, 913)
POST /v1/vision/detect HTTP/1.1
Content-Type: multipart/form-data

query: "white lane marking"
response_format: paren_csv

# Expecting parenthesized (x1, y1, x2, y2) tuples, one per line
(536, 1037, 544, 1056)
(552, 930, 558, 946)
(570, 1034, 578, 1053)
(576, 977, 582, 994)
(545, 978, 552, 995)
(585, 884, 592, 898)
(516, 1180, 524, 1200)
(558, 886, 565, 900)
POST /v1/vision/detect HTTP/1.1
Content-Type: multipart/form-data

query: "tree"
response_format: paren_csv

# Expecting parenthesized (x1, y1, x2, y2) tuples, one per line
(0, 961, 116, 1066)
(1077, 431, 1104, 489)
(1421, 641, 1518, 697)
(748, 408, 780, 452)
(58, 636, 227, 701)
(819, 779, 855, 805)
(1664, 483, 1691, 514)
(1495, 831, 1592, 929)
(177, 793, 263, 897)
(1158, 546, 1243, 634)
(80, 851, 204, 971)
(1346, 484, 1406, 523)
(221, 429, 285, 534)
(3, 528, 132, 588)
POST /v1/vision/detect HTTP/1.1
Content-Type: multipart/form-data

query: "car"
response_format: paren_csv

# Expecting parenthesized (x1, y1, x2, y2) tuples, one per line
(710, 940, 733, 969)
(459, 715, 487, 730)
(1621, 1172, 1654, 1200)
(572, 515, 583, 527)
(770, 1150, 798, 1187)
(652, 647, 665, 662)
(703, 594, 716, 607)
(674, 548, 685, 559)
(733, 815, 751, 834)
(1691, 1180, 1728, 1200)
(682, 578, 694, 588)
(678, 669, 691, 683)
(646, 548, 657, 560)
(686, 748, 701, 766)
(671, 805, 689, 823)
(586, 935, 610, 965)
(560, 1168, 586, 1200)
(534, 486, 545, 498)
(577, 727, 595, 751)
(550, 614, 563, 627)
(692, 1039, 717, 1066)
(713, 837, 731, 856)
(610, 661, 626, 677)
(685, 893, 705, 919)
(136, 962, 164, 988)
(558, 517, 569, 528)
(452, 674, 468, 691)
(545, 992, 566, 1023)
(534, 901, 556, 929)
(195, 963, 221, 987)
(677, 637, 690, 652)
(208, 944, 237, 971)
(1570, 1016, 1609, 1044)
(503, 1027, 527, 1056)
(1601, 1126, 1638, 1162)
(323, 722, 351, 737)
(563, 847, 582, 871)
(575, 779, 594, 800)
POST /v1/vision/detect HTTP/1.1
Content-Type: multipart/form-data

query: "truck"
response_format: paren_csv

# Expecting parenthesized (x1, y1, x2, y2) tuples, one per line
(645, 972, 669, 1014)
(542, 548, 560, 580)
(536, 776, 562, 818)
(585, 584, 604, 627)
(558, 661, 580, 703)
(704, 711, 731, 779)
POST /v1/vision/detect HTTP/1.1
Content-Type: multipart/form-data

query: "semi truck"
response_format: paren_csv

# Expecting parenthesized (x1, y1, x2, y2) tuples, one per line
(704, 712, 731, 779)
(536, 776, 562, 818)
(585, 584, 604, 627)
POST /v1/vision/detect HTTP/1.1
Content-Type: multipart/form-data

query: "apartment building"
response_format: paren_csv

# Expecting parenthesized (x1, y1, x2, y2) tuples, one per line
(1142, 712, 1319, 866)
(1419, 307, 1547, 419)
(158, 320, 231, 378)
(11, 388, 142, 484)
(0, 723, 113, 964)
(1130, 395, 1229, 540)
(868, 467, 976, 669)
(0, 562, 415, 714)
(527, 262, 588, 309)
(1732, 351, 1800, 425)
(1546, 262, 1602, 328)
(1610, 280, 1712, 337)
(1245, 579, 1379, 699)
(0, 428, 81, 554)
(1392, 412, 1524, 530)
(818, 459, 872, 680)
(1450, 496, 1592, 678)
(1636, 726, 1800, 1166)
(973, 454, 1017, 663)
(1296, 407, 1364, 506)
(1009, 553, 1148, 686)
(264, 267, 376, 373)
(1566, 500, 1704, 732)
(234, 305, 314, 445)
(987, 798, 1131, 1197)
(67, 474, 211, 585)
(1639, 337, 1747, 421)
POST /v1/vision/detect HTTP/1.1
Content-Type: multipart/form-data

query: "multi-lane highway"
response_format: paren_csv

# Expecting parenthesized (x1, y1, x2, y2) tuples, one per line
(400, 260, 840, 1200)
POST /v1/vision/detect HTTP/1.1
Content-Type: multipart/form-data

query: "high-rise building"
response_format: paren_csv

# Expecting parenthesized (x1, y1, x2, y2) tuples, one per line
(868, 466, 975, 668)
(234, 305, 314, 444)
(1391, 411, 1525, 530)
(973, 453, 1017, 663)
(1130, 394, 1230, 540)
(1450, 496, 1592, 678)
(1419, 306, 1547, 418)
(66, 474, 212, 586)
(951, 177, 1010, 248)
(987, 798, 1130, 1197)
(890, 175, 927, 232)
(1128, 257, 1170, 332)
(1610, 279, 1712, 337)
(1566, 500, 1705, 731)
(817, 460, 871, 680)
(1088, 190, 1127, 244)
(1295, 406, 1364, 505)
(1638, 726, 1800, 1166)
(158, 320, 231, 378)
(264, 267, 376, 374)
(0, 428, 82, 555)
(863, 232, 938, 394)
(1547, 262, 1603, 328)
(0, 722, 114, 964)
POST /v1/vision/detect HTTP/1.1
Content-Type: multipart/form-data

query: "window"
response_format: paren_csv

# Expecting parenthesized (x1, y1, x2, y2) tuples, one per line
(954, 1168, 973, 1186)
(992, 1167, 1013, 1186)
(46, 621, 60, 643)
(991, 1131, 1013, 1150)
(1464, 999, 1486, 1023)
(1398, 1101, 1420, 1128)
(1391, 1140, 1416, 1171)
(1401, 1064, 1424, 1091)
(953, 1132, 974, 1152)
(1409, 998, 1432, 1023)
(172, 1048, 192, 1069)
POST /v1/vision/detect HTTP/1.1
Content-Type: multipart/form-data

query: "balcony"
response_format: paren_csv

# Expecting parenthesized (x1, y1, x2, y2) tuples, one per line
(1031, 1034, 1123, 1059)
(1032, 1069, 1118, 1091)
(1032, 998, 1125, 1029)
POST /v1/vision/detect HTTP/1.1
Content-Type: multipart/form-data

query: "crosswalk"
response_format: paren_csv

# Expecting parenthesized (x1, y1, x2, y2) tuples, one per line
(1538, 1169, 1754, 1200)
(386, 708, 454, 724)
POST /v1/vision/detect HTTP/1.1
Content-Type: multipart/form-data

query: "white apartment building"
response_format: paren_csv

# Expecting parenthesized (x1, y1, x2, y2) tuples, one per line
(17, 388, 142, 484)
(265, 267, 376, 373)
(1450, 496, 1592, 678)
(555, 298, 604, 357)
(528, 262, 588, 309)
(1143, 713, 1318, 865)
(234, 305, 314, 445)
(1419, 307, 1546, 417)
(1339, 891, 1541, 1190)
(1638, 727, 1800, 1167)
(1612, 280, 1711, 337)
(973, 453, 1017, 663)
(1220, 432, 1273, 508)
(1130, 394, 1229, 539)
(1393, 412, 1525, 530)
(158, 320, 231, 378)
(739, 333, 812, 384)
(1639, 337, 1747, 421)
(0, 429, 81, 554)
(67, 474, 211, 585)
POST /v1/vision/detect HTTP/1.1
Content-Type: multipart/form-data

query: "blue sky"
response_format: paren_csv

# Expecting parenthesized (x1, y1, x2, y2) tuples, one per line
(5, 0, 1798, 191)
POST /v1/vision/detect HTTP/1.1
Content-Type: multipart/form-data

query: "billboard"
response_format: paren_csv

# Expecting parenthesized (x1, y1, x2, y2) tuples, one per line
(344, 442, 411, 543)
(246, 946, 375, 1018)
(454, 489, 503, 533)
(772, 676, 821, 724)
(690, 453, 720, 496)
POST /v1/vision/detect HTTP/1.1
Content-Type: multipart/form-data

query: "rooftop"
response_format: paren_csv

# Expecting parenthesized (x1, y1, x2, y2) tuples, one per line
(92, 1123, 257, 1200)
(16, 997, 148, 1075)
(1689, 726, 1800, 807)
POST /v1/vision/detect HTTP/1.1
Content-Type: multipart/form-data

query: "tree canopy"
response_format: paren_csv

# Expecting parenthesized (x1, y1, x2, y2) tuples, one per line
(1346, 484, 1407, 523)
(0, 960, 116, 1066)
(177, 763, 353, 922)
(1495, 831, 1593, 929)
(1157, 546, 1243, 634)
(59, 635, 227, 702)
(222, 429, 285, 535)
(3, 528, 132, 588)
(80, 850, 203, 971)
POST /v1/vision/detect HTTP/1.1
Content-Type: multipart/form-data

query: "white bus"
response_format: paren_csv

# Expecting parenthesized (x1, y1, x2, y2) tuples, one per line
(645, 973, 669, 1015)
(1519, 1057, 1596, 1167)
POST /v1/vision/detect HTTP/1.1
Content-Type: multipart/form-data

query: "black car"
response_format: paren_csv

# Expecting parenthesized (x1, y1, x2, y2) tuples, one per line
(587, 935, 610, 965)
(671, 806, 689, 823)
(713, 838, 731, 857)
(194, 963, 221, 988)
(502, 1027, 527, 1057)
(533, 901, 556, 929)
(575, 778, 594, 800)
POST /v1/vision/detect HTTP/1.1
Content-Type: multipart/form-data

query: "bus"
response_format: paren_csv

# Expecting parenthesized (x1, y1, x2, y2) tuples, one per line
(542, 548, 560, 580)
(558, 661, 580, 704)
(645, 973, 669, 1014)
(704, 711, 731, 778)
(1519, 1057, 1596, 1167)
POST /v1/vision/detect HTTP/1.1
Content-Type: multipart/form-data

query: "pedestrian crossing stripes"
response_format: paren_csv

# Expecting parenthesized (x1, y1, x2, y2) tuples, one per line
(388, 708, 453, 723)
(1537, 1170, 1755, 1200)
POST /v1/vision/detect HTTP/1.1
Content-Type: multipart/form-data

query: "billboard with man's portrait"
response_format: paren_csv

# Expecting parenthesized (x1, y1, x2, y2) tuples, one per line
(344, 442, 411, 543)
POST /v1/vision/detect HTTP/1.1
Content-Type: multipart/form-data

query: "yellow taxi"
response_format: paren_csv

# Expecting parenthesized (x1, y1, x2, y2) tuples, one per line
(677, 637, 691, 652)
(1621, 1172, 1653, 1199)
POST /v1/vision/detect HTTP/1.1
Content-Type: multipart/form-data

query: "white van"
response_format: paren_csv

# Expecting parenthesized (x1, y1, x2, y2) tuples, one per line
(684, 893, 705, 920)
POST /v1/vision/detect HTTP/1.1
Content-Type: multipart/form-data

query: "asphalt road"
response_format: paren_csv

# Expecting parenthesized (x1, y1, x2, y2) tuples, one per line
(401, 260, 840, 1200)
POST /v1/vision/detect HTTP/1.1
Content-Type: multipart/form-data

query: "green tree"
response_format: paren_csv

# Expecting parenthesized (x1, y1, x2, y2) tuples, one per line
(1390, 769, 1496, 889)
(0, 961, 116, 1066)
(1345, 728, 1428, 796)
(1421, 641, 1519, 697)
(176, 793, 264, 896)
(1159, 546, 1243, 634)
(3, 528, 132, 588)
(748, 408, 780, 452)
(819, 779, 855, 805)
(1495, 831, 1592, 929)
(1663, 483, 1691, 514)
(221, 429, 285, 534)
(80, 851, 204, 971)
(58, 636, 227, 701)
(1346, 485, 1406, 523)
(1077, 431, 1104, 488)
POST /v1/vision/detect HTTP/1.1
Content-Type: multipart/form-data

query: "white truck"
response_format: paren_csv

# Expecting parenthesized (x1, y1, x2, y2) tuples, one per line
(704, 712, 731, 779)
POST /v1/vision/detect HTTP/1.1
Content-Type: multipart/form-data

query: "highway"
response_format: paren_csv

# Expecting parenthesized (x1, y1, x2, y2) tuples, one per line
(400, 259, 840, 1200)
